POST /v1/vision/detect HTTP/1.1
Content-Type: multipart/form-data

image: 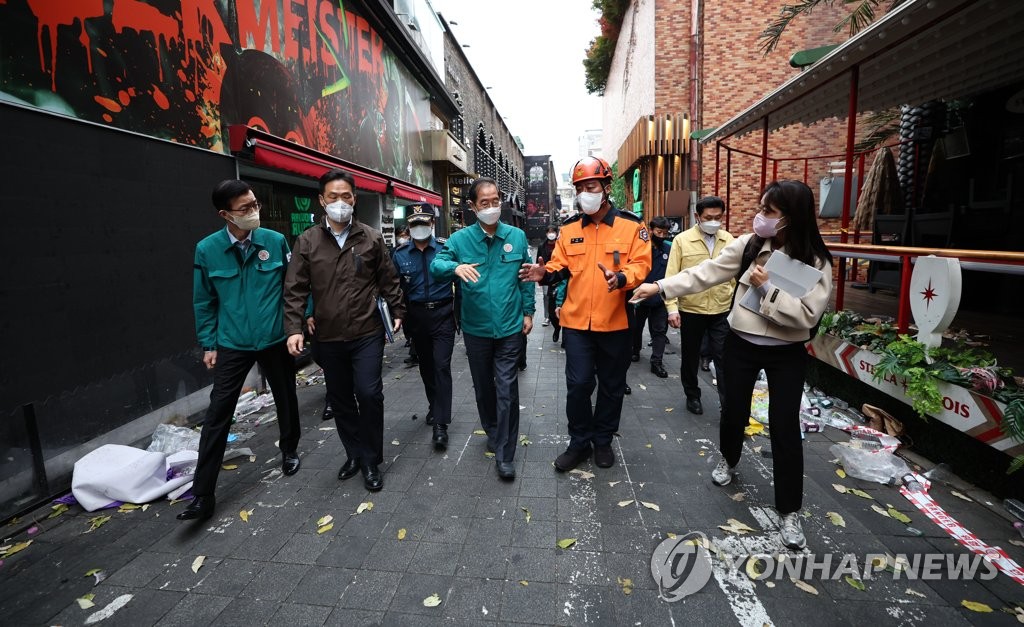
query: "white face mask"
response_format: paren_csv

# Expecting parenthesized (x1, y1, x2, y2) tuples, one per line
(577, 191, 604, 215)
(231, 211, 260, 231)
(475, 207, 501, 225)
(410, 224, 432, 241)
(699, 219, 721, 235)
(325, 200, 353, 223)
(546, 232, 557, 241)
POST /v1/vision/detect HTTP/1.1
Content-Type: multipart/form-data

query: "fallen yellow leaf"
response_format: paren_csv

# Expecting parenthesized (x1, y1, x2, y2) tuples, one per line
(871, 504, 891, 518)
(569, 469, 595, 480)
(617, 500, 635, 507)
(665, 407, 674, 412)
(718, 518, 757, 535)
(960, 600, 993, 613)
(141, 504, 150, 512)
(666, 532, 677, 539)
(76, 594, 95, 609)
(472, 429, 486, 436)
(518, 580, 529, 586)
(84, 568, 102, 577)
(836, 469, 847, 479)
(845, 575, 865, 591)
(617, 576, 634, 595)
(730, 492, 746, 502)
(556, 538, 577, 549)
(317, 523, 334, 534)
(521, 507, 531, 524)
(239, 509, 252, 523)
(827, 512, 846, 527)
(887, 507, 911, 524)
(356, 502, 373, 514)
(849, 488, 874, 500)
(47, 504, 69, 519)
(423, 593, 442, 607)
(905, 588, 926, 598)
(391, 439, 400, 445)
(519, 436, 531, 446)
(950, 490, 973, 502)
(191, 555, 205, 573)
(0, 540, 32, 557)
(645, 444, 653, 449)
(832, 483, 848, 494)
(317, 515, 334, 527)
(608, 481, 620, 487)
(86, 516, 111, 533)
(484, 451, 495, 458)
(397, 528, 407, 540)
(640, 501, 660, 511)
(792, 579, 819, 595)
(221, 464, 238, 470)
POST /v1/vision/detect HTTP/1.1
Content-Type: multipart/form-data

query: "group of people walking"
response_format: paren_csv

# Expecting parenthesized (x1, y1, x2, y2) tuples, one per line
(183, 160, 833, 551)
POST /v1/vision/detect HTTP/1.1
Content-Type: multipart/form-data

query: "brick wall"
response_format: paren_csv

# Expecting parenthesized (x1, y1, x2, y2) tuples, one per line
(653, 0, 691, 116)
(697, 1, 855, 234)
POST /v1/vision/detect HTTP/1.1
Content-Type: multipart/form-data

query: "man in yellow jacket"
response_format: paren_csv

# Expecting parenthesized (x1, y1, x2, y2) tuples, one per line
(665, 196, 734, 415)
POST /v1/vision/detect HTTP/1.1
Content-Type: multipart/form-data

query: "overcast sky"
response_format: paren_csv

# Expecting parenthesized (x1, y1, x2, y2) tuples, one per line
(428, 0, 604, 182)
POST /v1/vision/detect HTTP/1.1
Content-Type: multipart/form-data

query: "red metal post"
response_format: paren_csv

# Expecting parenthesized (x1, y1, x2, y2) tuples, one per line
(897, 255, 913, 333)
(714, 141, 721, 197)
(772, 158, 778, 182)
(725, 148, 733, 231)
(760, 117, 769, 193)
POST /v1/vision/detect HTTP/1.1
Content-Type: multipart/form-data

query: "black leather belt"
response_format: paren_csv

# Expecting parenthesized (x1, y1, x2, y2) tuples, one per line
(410, 298, 452, 310)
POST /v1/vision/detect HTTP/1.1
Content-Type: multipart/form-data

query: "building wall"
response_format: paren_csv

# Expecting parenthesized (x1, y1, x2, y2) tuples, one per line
(698, 0, 853, 233)
(602, 0, 656, 162)
(653, 0, 692, 116)
(442, 26, 525, 227)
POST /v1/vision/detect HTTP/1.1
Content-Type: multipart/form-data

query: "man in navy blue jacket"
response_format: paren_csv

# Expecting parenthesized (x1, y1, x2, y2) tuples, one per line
(630, 216, 673, 378)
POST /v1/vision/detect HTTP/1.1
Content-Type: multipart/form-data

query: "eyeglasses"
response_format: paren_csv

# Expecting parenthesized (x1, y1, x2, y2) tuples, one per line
(474, 200, 501, 209)
(229, 200, 261, 214)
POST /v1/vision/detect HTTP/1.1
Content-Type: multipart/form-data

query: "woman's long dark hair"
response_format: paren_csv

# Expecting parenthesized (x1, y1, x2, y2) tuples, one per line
(762, 180, 833, 268)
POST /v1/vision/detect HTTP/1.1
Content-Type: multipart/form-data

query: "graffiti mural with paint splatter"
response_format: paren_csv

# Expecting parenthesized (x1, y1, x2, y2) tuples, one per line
(0, 0, 431, 187)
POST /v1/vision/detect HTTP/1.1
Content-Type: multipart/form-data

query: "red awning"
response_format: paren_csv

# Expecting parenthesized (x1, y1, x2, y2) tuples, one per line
(229, 125, 388, 193)
(391, 181, 442, 206)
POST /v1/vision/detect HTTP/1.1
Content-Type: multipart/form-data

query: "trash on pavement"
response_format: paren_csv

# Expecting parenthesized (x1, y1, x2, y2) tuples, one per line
(72, 445, 199, 512)
(829, 442, 910, 484)
(146, 424, 200, 455)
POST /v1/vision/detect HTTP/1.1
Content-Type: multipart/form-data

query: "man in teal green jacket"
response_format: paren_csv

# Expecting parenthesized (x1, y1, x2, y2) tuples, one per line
(431, 177, 535, 480)
(180, 180, 302, 521)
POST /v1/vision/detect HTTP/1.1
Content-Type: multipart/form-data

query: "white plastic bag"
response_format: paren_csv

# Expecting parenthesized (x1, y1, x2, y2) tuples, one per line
(829, 443, 910, 484)
(146, 423, 201, 454)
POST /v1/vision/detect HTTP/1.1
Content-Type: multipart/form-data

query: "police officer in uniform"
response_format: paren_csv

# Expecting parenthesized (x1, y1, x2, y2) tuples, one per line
(392, 205, 456, 448)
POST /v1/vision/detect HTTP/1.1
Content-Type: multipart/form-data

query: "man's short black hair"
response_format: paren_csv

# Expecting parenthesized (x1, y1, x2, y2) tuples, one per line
(468, 177, 499, 203)
(649, 216, 672, 231)
(319, 169, 356, 195)
(695, 196, 726, 215)
(212, 179, 252, 212)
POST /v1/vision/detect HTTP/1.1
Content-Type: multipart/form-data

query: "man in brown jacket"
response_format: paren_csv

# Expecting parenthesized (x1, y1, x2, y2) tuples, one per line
(285, 169, 405, 492)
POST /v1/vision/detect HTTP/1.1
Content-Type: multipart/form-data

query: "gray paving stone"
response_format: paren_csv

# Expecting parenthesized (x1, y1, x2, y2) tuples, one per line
(361, 537, 420, 572)
(407, 540, 461, 576)
(324, 607, 385, 626)
(155, 592, 233, 626)
(442, 576, 503, 622)
(456, 544, 510, 579)
(191, 558, 263, 597)
(422, 514, 472, 544)
(286, 566, 355, 606)
(506, 547, 558, 583)
(510, 519, 557, 548)
(269, 602, 333, 625)
(238, 562, 310, 601)
(336, 569, 400, 611)
(465, 517, 514, 545)
(226, 527, 292, 560)
(104, 550, 180, 588)
(499, 579, 559, 625)
(271, 531, 331, 564)
(315, 534, 375, 568)
(207, 597, 281, 627)
(387, 572, 454, 616)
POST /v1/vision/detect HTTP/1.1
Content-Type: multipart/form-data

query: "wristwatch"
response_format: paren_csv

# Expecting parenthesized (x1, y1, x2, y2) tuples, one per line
(202, 346, 215, 352)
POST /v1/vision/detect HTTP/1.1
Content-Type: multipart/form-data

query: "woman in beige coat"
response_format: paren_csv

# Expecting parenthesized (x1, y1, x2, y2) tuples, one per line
(632, 180, 833, 550)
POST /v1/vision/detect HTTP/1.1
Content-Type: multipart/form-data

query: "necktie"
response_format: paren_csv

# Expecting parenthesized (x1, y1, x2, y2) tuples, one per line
(236, 240, 251, 260)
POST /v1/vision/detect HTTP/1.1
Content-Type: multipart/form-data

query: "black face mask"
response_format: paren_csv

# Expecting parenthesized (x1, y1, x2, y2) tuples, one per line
(652, 236, 665, 248)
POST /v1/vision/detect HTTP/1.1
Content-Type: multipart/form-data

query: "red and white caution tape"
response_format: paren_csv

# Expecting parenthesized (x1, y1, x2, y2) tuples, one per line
(900, 473, 1024, 586)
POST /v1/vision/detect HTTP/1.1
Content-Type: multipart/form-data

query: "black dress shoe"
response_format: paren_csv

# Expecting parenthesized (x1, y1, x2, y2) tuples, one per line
(686, 397, 704, 415)
(432, 424, 449, 448)
(700, 357, 711, 372)
(322, 402, 335, 422)
(630, 353, 640, 362)
(552, 329, 560, 342)
(518, 362, 527, 371)
(362, 464, 383, 491)
(593, 445, 615, 468)
(425, 411, 436, 426)
(337, 458, 360, 480)
(651, 362, 668, 378)
(282, 452, 301, 476)
(554, 446, 590, 472)
(496, 460, 516, 480)
(624, 384, 632, 395)
(176, 495, 215, 521)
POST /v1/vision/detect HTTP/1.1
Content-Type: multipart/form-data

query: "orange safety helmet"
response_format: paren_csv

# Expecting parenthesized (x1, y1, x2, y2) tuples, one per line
(571, 156, 612, 185)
